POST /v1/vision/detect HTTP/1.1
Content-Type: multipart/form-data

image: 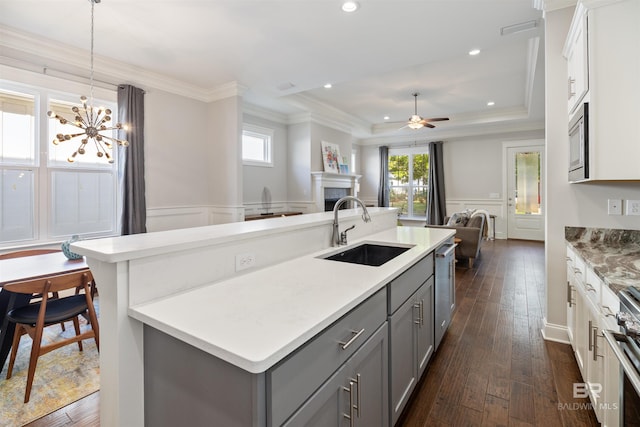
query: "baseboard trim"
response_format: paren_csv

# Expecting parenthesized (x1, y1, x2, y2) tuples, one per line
(541, 318, 570, 344)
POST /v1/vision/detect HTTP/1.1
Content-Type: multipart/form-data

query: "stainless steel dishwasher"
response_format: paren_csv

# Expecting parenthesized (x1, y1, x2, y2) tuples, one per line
(435, 242, 456, 350)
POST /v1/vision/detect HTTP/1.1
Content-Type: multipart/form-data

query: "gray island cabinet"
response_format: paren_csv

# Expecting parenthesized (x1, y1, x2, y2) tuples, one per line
(143, 252, 439, 427)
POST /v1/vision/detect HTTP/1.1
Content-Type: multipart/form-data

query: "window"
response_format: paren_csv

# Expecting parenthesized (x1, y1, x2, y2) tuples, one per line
(388, 148, 429, 218)
(242, 124, 273, 167)
(0, 84, 120, 247)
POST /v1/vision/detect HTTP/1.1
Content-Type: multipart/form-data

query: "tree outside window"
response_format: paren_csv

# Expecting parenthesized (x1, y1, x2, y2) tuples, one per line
(389, 150, 429, 218)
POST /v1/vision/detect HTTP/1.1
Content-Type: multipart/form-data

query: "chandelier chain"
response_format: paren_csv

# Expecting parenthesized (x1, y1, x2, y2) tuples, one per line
(90, 0, 95, 107)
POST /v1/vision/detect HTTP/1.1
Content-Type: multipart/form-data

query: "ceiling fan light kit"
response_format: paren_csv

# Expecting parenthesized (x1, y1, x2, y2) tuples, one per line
(404, 93, 449, 130)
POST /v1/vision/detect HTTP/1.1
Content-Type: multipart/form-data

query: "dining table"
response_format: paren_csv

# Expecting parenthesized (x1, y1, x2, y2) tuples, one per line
(0, 252, 90, 371)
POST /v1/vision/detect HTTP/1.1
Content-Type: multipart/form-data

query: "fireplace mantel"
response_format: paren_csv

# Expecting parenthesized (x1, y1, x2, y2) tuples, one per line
(311, 172, 361, 212)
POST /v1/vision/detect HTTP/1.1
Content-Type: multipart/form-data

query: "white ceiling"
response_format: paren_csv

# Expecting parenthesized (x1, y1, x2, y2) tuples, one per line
(0, 0, 546, 141)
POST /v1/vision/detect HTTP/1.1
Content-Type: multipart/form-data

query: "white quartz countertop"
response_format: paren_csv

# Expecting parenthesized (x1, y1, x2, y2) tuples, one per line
(129, 226, 454, 373)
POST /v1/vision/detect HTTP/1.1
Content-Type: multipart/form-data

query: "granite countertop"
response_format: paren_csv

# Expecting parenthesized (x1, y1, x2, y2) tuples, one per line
(565, 227, 640, 294)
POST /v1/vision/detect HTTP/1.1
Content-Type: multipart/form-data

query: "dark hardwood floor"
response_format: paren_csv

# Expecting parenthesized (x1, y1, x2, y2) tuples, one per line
(26, 239, 598, 427)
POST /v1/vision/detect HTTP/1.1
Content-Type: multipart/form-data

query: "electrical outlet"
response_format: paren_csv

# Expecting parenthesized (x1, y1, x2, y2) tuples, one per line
(607, 199, 622, 215)
(626, 200, 640, 216)
(235, 253, 256, 271)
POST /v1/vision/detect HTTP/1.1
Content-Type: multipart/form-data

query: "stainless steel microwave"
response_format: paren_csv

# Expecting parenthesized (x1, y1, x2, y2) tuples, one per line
(568, 102, 589, 182)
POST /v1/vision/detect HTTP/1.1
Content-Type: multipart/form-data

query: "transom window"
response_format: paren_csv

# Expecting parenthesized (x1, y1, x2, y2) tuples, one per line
(242, 124, 273, 167)
(388, 148, 429, 218)
(0, 83, 120, 247)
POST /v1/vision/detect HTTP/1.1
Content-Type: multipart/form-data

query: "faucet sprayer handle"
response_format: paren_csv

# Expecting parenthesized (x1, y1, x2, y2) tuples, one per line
(340, 225, 356, 245)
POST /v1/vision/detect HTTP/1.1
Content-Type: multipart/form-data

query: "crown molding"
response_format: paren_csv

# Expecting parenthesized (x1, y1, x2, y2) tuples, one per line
(0, 25, 223, 102)
(285, 92, 371, 136)
(533, 0, 576, 12)
(357, 119, 545, 146)
(242, 103, 289, 124)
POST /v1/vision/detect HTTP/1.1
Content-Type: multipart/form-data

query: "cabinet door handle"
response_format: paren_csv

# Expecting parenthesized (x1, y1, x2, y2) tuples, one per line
(420, 299, 425, 326)
(349, 373, 361, 418)
(567, 282, 573, 307)
(593, 328, 603, 361)
(413, 302, 421, 325)
(574, 268, 582, 275)
(585, 283, 596, 293)
(342, 381, 355, 426)
(339, 328, 365, 350)
(588, 320, 593, 351)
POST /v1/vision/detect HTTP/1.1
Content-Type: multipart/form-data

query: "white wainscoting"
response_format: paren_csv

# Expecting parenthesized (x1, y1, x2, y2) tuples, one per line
(446, 199, 506, 240)
(243, 201, 317, 216)
(147, 205, 246, 232)
(146, 206, 210, 232)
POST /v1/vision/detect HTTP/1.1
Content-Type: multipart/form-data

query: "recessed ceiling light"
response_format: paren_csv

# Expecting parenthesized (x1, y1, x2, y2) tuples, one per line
(384, 116, 390, 120)
(342, 1, 359, 13)
(469, 49, 481, 56)
(323, 83, 332, 89)
(487, 101, 495, 106)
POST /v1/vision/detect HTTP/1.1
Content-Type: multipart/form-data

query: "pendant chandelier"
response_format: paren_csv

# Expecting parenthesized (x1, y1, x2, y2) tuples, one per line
(47, 0, 128, 163)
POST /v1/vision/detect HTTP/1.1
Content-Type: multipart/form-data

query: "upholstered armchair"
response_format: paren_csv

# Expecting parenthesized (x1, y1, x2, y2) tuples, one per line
(428, 213, 486, 268)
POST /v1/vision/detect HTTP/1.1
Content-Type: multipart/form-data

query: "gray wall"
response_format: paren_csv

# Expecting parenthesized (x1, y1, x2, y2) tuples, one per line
(356, 129, 545, 206)
(242, 114, 289, 205)
(145, 90, 210, 208)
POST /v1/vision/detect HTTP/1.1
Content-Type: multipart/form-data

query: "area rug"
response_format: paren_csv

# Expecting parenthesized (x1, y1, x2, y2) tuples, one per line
(0, 312, 100, 427)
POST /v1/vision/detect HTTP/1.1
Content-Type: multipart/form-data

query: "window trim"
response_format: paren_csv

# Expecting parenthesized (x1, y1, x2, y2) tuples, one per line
(0, 81, 121, 249)
(242, 124, 274, 167)
(388, 147, 429, 219)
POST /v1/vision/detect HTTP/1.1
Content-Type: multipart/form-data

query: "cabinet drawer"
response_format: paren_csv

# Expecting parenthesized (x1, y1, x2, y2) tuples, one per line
(388, 253, 434, 315)
(267, 288, 387, 427)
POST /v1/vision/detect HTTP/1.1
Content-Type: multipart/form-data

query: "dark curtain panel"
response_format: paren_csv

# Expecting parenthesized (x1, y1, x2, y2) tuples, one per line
(426, 141, 446, 225)
(377, 146, 390, 207)
(117, 84, 147, 235)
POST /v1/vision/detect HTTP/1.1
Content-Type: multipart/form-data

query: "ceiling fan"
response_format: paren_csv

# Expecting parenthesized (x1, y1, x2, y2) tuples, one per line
(403, 93, 449, 130)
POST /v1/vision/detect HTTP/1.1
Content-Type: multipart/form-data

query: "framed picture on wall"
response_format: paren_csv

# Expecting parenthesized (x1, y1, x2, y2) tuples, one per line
(321, 141, 341, 173)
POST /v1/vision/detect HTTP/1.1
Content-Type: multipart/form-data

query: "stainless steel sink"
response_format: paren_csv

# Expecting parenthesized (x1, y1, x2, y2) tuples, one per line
(322, 243, 412, 266)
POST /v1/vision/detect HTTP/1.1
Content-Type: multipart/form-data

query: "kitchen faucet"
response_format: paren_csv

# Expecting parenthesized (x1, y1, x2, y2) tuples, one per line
(332, 196, 371, 246)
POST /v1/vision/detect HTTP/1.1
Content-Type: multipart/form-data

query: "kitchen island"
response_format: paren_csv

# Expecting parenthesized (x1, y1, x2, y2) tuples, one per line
(71, 208, 454, 426)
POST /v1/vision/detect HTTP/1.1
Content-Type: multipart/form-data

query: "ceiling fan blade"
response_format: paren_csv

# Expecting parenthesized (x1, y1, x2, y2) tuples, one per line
(423, 123, 436, 128)
(423, 117, 449, 122)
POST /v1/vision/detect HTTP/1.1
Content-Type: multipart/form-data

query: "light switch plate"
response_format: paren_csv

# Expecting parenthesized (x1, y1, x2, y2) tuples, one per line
(608, 199, 622, 215)
(626, 200, 640, 216)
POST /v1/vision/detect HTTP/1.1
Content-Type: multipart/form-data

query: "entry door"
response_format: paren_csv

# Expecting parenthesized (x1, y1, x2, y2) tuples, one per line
(506, 146, 545, 241)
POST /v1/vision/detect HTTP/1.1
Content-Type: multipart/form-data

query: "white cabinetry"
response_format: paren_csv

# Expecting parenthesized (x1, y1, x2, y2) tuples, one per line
(564, 0, 640, 181)
(564, 4, 589, 114)
(565, 244, 621, 425)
